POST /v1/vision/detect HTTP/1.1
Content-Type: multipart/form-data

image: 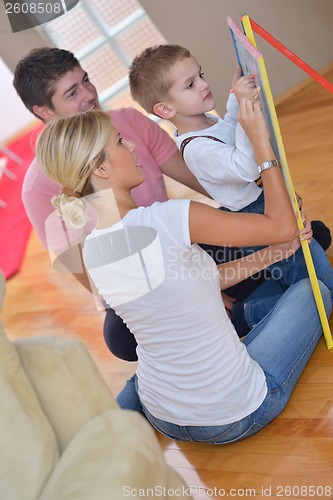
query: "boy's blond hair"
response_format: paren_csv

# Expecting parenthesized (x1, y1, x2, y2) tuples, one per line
(129, 44, 191, 115)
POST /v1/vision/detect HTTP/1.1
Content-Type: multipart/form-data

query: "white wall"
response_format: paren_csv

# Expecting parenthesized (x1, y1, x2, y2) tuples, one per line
(140, 0, 333, 114)
(0, 58, 35, 143)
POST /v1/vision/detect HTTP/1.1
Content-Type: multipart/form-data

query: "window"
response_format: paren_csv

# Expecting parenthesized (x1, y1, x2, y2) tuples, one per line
(40, 0, 167, 111)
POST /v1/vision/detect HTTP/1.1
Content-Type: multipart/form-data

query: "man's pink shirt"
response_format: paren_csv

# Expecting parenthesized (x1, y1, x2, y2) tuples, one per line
(22, 107, 177, 248)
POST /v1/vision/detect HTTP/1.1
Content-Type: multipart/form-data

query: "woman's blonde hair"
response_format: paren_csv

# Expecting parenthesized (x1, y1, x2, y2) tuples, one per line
(35, 110, 112, 228)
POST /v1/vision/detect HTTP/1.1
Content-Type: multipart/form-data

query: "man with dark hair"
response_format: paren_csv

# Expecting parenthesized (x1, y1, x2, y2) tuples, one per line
(13, 48, 83, 119)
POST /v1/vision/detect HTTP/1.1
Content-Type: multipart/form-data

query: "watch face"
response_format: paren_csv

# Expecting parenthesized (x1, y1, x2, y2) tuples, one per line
(258, 160, 280, 173)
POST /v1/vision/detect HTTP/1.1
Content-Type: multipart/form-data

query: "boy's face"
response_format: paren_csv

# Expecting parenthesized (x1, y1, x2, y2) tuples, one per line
(34, 65, 100, 122)
(166, 55, 215, 117)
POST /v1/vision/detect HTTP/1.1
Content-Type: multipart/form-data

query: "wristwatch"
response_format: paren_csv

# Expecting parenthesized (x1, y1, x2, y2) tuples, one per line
(257, 159, 281, 174)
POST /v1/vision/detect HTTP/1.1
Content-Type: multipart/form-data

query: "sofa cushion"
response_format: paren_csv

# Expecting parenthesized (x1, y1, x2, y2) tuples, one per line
(15, 336, 118, 452)
(0, 325, 59, 500)
(39, 409, 189, 500)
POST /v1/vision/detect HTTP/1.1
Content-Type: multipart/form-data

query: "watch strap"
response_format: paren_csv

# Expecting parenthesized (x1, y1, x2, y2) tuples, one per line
(257, 159, 281, 174)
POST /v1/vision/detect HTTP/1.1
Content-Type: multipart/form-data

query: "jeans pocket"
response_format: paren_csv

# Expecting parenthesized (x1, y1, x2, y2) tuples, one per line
(142, 405, 193, 442)
(203, 421, 265, 444)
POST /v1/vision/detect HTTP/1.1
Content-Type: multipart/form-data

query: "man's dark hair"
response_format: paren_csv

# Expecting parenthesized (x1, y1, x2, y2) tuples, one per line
(13, 47, 80, 118)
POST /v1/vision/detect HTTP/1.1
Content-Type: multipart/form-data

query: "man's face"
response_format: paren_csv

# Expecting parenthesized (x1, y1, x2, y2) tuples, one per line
(42, 65, 100, 122)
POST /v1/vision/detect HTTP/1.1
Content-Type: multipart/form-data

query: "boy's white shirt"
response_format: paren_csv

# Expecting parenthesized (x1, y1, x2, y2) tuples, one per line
(174, 93, 262, 211)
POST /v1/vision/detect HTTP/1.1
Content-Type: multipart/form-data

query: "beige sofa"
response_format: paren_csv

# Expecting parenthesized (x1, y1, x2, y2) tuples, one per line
(0, 271, 191, 499)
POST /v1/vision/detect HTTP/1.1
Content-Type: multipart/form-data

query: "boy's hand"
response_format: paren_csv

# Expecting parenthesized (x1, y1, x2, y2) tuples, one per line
(231, 66, 258, 103)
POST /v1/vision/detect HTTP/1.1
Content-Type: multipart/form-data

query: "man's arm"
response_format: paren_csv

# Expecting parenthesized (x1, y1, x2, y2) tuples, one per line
(217, 244, 296, 290)
(160, 149, 211, 198)
(217, 214, 312, 290)
(54, 243, 105, 309)
(57, 249, 92, 291)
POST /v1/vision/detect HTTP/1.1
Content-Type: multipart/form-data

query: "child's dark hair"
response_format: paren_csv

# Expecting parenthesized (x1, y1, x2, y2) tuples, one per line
(129, 44, 191, 115)
(13, 47, 80, 119)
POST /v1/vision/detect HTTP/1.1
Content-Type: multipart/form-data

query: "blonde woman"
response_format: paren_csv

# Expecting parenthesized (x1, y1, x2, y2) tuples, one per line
(35, 102, 331, 444)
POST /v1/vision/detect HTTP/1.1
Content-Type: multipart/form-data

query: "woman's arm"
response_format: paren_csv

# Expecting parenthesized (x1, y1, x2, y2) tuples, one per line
(218, 214, 312, 289)
(189, 99, 298, 248)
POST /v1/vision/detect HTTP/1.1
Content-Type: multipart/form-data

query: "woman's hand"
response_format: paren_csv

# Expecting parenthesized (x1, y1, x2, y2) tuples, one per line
(237, 97, 271, 148)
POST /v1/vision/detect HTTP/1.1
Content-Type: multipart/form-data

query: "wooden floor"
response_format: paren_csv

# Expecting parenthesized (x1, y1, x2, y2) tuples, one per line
(3, 69, 333, 499)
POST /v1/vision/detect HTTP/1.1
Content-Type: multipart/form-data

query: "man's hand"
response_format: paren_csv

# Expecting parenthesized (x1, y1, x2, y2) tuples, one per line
(269, 210, 313, 260)
(295, 194, 313, 243)
(221, 292, 236, 320)
(300, 212, 313, 243)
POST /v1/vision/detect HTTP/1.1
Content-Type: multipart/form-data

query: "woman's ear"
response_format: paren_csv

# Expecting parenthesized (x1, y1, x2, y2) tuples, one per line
(92, 163, 110, 179)
(153, 102, 176, 120)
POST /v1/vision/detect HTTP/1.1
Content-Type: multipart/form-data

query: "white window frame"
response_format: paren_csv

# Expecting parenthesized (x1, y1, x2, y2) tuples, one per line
(40, 0, 148, 105)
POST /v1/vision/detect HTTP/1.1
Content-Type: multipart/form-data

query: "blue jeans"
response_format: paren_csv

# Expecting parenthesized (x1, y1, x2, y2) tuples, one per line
(116, 279, 332, 443)
(242, 238, 333, 328)
(227, 192, 333, 327)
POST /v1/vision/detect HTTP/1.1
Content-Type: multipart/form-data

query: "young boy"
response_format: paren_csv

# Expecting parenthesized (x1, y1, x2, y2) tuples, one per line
(130, 44, 263, 214)
(129, 44, 333, 332)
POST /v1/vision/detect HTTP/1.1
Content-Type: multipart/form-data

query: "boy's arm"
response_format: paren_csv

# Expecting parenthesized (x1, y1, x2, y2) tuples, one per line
(223, 93, 239, 127)
(182, 135, 260, 184)
(223, 67, 244, 126)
